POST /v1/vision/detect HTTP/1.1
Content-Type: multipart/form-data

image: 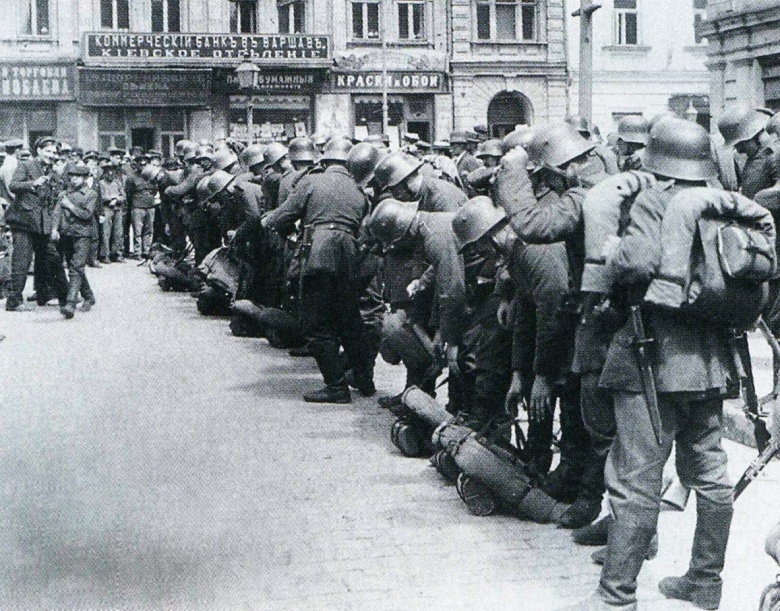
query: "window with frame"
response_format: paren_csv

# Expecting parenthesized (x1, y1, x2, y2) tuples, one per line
(475, 0, 537, 42)
(160, 109, 186, 158)
(21, 0, 50, 36)
(351, 1, 380, 40)
(152, 0, 180, 32)
(231, 0, 257, 33)
(693, 0, 707, 44)
(98, 110, 127, 153)
(398, 1, 426, 41)
(614, 0, 639, 46)
(278, 0, 305, 34)
(100, 0, 129, 29)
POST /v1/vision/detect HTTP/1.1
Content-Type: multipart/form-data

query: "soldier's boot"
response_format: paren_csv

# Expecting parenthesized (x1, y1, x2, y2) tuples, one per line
(542, 460, 583, 504)
(592, 518, 656, 610)
(591, 533, 658, 565)
(558, 497, 603, 529)
(378, 393, 404, 409)
(574, 515, 613, 546)
(303, 381, 351, 404)
(80, 298, 96, 312)
(658, 498, 733, 610)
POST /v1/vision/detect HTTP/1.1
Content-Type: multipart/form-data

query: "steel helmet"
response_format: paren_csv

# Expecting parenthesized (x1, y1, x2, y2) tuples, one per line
(212, 147, 238, 171)
(718, 103, 769, 147)
(174, 139, 194, 157)
(373, 152, 424, 190)
(182, 143, 199, 162)
(193, 145, 214, 162)
(347, 142, 386, 186)
(310, 132, 328, 147)
(320, 137, 353, 162)
(207, 169, 235, 196)
(141, 164, 161, 181)
(367, 199, 419, 250)
(288, 137, 317, 162)
(617, 116, 651, 145)
(451, 196, 507, 253)
(240, 144, 266, 169)
(264, 143, 288, 168)
(449, 130, 470, 145)
(527, 122, 596, 169)
(364, 134, 388, 148)
(502, 125, 535, 154)
(475, 139, 504, 159)
(643, 117, 717, 181)
(195, 175, 212, 205)
(565, 114, 592, 137)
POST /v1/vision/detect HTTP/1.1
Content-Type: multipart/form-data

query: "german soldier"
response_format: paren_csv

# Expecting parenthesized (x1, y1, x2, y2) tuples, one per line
(264, 137, 373, 403)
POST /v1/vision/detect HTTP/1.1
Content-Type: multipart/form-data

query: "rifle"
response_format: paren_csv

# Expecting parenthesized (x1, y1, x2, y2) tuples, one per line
(733, 316, 780, 500)
(629, 306, 664, 445)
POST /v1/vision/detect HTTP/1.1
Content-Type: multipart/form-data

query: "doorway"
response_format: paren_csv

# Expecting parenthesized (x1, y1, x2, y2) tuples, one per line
(131, 128, 155, 152)
(487, 91, 532, 138)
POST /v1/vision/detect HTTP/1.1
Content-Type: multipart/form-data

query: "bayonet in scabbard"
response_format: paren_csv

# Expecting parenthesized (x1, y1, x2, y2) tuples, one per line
(630, 305, 664, 445)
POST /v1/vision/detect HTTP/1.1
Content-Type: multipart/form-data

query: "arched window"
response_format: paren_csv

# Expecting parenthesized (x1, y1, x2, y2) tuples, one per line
(487, 91, 532, 138)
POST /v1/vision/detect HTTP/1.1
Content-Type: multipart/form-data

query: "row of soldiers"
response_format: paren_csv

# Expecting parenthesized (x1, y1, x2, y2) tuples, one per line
(213, 108, 775, 611)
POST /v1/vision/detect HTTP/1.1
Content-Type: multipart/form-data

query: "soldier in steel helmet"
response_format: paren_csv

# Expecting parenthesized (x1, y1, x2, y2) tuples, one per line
(368, 198, 467, 409)
(494, 122, 610, 529)
(718, 104, 779, 198)
(562, 118, 736, 611)
(263, 137, 374, 403)
(616, 116, 651, 171)
(164, 142, 206, 259)
(450, 130, 483, 196)
(452, 196, 571, 462)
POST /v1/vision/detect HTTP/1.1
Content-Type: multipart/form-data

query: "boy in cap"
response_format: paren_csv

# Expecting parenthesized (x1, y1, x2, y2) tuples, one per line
(51, 165, 98, 319)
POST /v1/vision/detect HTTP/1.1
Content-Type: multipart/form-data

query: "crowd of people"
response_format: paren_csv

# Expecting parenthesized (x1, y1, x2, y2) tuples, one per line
(3, 106, 780, 609)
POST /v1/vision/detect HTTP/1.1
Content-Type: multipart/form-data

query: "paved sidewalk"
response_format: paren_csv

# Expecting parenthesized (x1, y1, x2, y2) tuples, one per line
(0, 262, 777, 610)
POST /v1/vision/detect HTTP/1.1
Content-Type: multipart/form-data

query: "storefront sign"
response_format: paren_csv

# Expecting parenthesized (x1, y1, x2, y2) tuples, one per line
(0, 63, 74, 100)
(331, 72, 447, 93)
(213, 68, 325, 94)
(79, 69, 212, 107)
(83, 33, 330, 61)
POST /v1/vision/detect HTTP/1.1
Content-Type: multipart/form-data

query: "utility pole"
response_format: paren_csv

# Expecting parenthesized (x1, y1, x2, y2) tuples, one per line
(381, 2, 389, 137)
(572, 2, 602, 124)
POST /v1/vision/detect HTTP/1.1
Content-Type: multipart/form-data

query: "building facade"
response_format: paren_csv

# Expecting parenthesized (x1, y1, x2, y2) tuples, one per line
(0, 0, 575, 150)
(701, 0, 780, 125)
(566, 0, 711, 137)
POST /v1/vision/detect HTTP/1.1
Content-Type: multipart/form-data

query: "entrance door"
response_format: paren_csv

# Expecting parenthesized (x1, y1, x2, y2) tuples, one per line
(131, 128, 155, 152)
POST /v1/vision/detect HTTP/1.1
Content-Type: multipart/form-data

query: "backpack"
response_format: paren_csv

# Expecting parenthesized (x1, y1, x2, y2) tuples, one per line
(644, 188, 776, 330)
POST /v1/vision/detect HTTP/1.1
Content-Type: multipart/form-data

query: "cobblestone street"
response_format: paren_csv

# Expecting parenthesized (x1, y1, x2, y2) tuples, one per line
(1, 263, 778, 610)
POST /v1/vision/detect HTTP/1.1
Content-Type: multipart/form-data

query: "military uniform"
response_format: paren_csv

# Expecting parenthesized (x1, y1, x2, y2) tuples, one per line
(6, 158, 68, 309)
(267, 164, 372, 396)
(595, 182, 735, 610)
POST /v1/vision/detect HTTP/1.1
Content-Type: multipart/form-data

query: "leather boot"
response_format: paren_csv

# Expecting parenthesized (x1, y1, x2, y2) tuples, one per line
(596, 518, 656, 608)
(60, 303, 76, 319)
(573, 515, 612, 546)
(592, 533, 657, 566)
(658, 498, 733, 610)
(542, 460, 583, 504)
(558, 497, 603, 529)
(303, 382, 351, 404)
(378, 393, 404, 409)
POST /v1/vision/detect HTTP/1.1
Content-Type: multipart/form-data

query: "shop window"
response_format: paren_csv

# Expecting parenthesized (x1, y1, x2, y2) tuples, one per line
(693, 0, 707, 44)
(21, 0, 50, 36)
(98, 109, 127, 152)
(398, 1, 426, 41)
(160, 109, 186, 157)
(351, 1, 380, 40)
(231, 0, 257, 34)
(475, 0, 537, 41)
(152, 0, 181, 33)
(614, 0, 639, 46)
(0, 107, 55, 146)
(100, 0, 129, 29)
(278, 0, 305, 34)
